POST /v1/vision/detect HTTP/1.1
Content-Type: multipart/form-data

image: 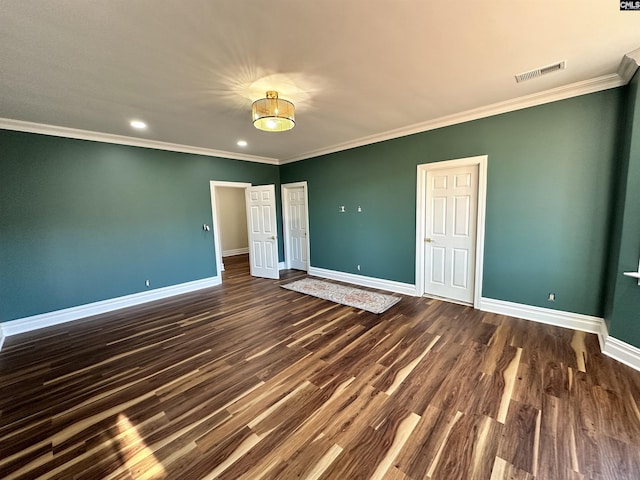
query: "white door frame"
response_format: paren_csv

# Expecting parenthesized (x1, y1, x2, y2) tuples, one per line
(415, 155, 487, 308)
(209, 180, 251, 275)
(281, 181, 311, 271)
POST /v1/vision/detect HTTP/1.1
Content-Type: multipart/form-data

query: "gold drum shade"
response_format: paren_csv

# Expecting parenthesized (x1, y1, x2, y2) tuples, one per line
(252, 91, 295, 132)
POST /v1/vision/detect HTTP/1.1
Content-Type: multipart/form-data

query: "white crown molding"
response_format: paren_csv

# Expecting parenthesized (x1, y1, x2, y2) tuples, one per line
(0, 276, 221, 343)
(0, 118, 280, 165)
(308, 266, 416, 296)
(618, 47, 640, 83)
(2, 52, 638, 168)
(281, 73, 625, 164)
(478, 297, 603, 334)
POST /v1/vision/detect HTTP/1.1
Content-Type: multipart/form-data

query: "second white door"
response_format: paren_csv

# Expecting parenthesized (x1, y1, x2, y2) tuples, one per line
(246, 185, 279, 280)
(284, 186, 308, 271)
(424, 164, 478, 304)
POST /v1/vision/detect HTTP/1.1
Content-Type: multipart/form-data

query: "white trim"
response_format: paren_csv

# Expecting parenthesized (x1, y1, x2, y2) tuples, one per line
(602, 335, 640, 372)
(478, 297, 603, 334)
(597, 319, 608, 352)
(281, 181, 311, 271)
(308, 266, 416, 296)
(597, 321, 640, 372)
(2, 55, 636, 170)
(618, 47, 640, 83)
(280, 73, 625, 164)
(210, 181, 252, 277)
(279, 262, 286, 271)
(478, 297, 640, 372)
(223, 247, 249, 257)
(0, 276, 221, 338)
(415, 155, 487, 308)
(3, 275, 639, 373)
(2, 69, 634, 169)
(0, 118, 280, 165)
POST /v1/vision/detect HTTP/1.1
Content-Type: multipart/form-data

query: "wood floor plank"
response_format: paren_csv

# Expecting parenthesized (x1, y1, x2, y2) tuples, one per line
(429, 413, 503, 480)
(394, 404, 455, 479)
(1, 254, 640, 479)
(496, 399, 541, 475)
(317, 407, 418, 480)
(490, 456, 536, 480)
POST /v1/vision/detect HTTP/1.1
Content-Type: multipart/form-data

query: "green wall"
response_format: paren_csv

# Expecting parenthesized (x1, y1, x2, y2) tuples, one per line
(0, 131, 281, 322)
(281, 89, 623, 318)
(3, 85, 638, 348)
(605, 72, 640, 347)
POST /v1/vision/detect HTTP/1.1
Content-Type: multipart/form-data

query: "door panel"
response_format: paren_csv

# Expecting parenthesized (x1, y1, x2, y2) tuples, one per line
(246, 185, 279, 279)
(432, 196, 447, 235)
(424, 165, 478, 303)
(452, 248, 469, 288)
(251, 242, 263, 267)
(431, 246, 446, 285)
(454, 196, 470, 236)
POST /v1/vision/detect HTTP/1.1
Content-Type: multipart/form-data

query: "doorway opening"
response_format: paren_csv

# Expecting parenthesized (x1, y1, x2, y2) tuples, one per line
(209, 181, 251, 278)
(209, 181, 280, 281)
(415, 155, 487, 308)
(221, 253, 250, 281)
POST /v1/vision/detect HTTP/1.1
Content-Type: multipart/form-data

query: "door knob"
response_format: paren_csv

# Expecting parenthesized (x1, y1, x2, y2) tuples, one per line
(425, 238, 433, 243)
(271, 236, 277, 240)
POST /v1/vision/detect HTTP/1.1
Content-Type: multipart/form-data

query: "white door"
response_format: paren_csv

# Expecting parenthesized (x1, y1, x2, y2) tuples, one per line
(285, 186, 308, 270)
(424, 165, 478, 303)
(246, 185, 279, 279)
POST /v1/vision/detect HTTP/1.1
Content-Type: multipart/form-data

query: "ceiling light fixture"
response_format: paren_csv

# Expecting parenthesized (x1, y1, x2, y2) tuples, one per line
(130, 120, 147, 129)
(237, 140, 248, 147)
(252, 91, 295, 132)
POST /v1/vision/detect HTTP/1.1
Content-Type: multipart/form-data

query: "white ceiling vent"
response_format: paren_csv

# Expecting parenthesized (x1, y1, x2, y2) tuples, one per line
(515, 61, 566, 83)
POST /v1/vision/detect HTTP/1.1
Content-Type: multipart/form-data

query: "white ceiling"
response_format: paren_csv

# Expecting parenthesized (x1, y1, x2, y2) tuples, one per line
(1, 1, 639, 163)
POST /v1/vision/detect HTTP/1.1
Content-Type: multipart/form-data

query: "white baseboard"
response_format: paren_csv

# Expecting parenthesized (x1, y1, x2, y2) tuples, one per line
(479, 297, 640, 372)
(599, 323, 640, 372)
(307, 266, 417, 296)
(0, 276, 222, 345)
(478, 297, 603, 334)
(3, 275, 638, 372)
(597, 320, 609, 352)
(222, 248, 249, 257)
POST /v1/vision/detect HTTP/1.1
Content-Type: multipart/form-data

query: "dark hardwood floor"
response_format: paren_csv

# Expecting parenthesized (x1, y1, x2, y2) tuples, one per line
(1, 254, 640, 479)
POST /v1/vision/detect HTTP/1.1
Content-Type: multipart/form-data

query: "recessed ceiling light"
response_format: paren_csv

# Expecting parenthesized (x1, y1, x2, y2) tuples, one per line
(237, 140, 248, 147)
(130, 120, 147, 129)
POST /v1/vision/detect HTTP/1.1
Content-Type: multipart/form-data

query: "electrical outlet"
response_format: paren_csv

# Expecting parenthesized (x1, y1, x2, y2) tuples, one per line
(357, 265, 361, 271)
(145, 280, 150, 287)
(548, 292, 555, 302)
